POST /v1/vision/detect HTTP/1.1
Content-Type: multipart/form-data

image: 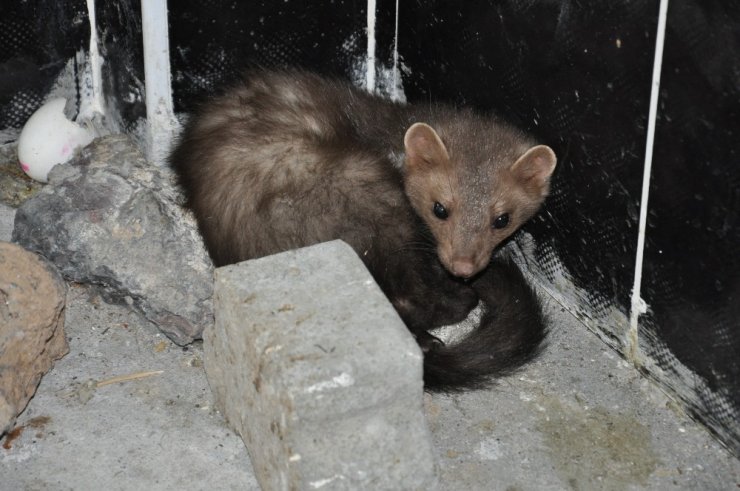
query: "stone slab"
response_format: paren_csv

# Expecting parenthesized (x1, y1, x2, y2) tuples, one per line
(206, 240, 437, 490)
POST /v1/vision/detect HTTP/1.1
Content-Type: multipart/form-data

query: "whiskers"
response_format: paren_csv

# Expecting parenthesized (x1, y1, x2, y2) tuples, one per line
(393, 240, 436, 255)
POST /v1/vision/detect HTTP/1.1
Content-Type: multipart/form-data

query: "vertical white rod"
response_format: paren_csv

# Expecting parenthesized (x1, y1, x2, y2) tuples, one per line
(85, 0, 105, 116)
(628, 0, 670, 364)
(366, 0, 377, 92)
(391, 0, 400, 99)
(141, 0, 177, 165)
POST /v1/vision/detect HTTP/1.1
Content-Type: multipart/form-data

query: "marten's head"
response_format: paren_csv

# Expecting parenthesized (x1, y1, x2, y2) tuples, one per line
(402, 121, 556, 279)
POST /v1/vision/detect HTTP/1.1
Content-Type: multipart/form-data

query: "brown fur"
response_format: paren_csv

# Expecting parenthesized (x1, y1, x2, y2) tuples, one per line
(171, 69, 557, 391)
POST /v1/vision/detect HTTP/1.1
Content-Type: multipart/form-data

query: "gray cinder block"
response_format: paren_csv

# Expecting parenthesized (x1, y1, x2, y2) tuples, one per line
(206, 239, 437, 490)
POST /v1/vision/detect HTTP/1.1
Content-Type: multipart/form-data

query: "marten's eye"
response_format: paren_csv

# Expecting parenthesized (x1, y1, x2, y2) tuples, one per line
(492, 213, 510, 229)
(433, 202, 449, 220)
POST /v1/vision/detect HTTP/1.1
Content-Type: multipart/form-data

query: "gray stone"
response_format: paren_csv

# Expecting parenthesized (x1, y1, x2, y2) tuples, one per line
(206, 240, 437, 491)
(12, 135, 213, 345)
(0, 242, 68, 435)
(0, 203, 14, 242)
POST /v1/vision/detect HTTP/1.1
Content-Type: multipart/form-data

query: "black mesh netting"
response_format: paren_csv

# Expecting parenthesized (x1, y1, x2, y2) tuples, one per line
(392, 0, 739, 453)
(0, 0, 145, 135)
(168, 0, 368, 111)
(0, 1, 87, 137)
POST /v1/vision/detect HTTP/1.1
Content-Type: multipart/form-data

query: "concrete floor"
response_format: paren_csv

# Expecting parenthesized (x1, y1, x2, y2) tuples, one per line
(1, 245, 738, 489)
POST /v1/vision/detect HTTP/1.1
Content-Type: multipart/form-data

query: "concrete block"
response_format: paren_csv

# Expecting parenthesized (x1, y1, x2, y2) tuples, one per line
(206, 240, 437, 490)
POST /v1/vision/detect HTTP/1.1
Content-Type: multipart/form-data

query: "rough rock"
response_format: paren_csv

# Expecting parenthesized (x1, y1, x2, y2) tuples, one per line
(207, 240, 438, 490)
(0, 203, 14, 242)
(12, 135, 213, 345)
(0, 242, 68, 435)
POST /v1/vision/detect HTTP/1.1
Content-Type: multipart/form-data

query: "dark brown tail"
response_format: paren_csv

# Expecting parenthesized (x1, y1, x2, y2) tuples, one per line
(423, 257, 548, 392)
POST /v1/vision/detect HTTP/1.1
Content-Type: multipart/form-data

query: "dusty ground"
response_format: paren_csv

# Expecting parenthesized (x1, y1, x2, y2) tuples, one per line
(0, 279, 736, 490)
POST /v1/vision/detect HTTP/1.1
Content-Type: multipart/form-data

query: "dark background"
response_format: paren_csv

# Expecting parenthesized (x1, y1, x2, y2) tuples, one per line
(1, 0, 737, 454)
(0, 1, 87, 137)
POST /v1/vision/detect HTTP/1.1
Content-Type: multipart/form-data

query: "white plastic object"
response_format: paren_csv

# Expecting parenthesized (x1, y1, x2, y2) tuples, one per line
(17, 98, 95, 183)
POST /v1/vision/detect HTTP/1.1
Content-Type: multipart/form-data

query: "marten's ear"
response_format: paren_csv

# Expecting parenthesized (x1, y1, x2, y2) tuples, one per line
(510, 145, 557, 197)
(404, 123, 450, 170)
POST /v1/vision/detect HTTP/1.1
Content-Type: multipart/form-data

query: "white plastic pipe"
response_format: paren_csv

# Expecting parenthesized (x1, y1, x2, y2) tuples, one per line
(366, 0, 377, 92)
(141, 0, 177, 165)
